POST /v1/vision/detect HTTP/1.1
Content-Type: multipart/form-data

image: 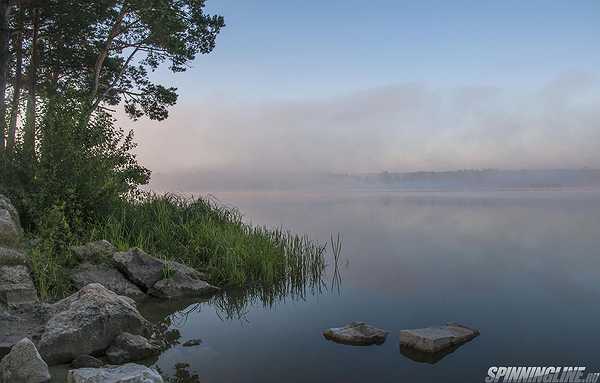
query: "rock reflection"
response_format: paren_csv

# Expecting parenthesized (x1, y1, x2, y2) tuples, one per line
(399, 343, 462, 364)
(160, 362, 202, 383)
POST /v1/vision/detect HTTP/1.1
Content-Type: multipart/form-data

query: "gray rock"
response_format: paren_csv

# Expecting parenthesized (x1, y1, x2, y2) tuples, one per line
(0, 265, 38, 306)
(0, 306, 50, 358)
(0, 195, 20, 226)
(399, 323, 480, 353)
(67, 363, 163, 383)
(71, 240, 116, 263)
(38, 283, 152, 365)
(72, 263, 145, 300)
(0, 195, 21, 247)
(323, 322, 388, 346)
(106, 332, 161, 364)
(0, 247, 28, 266)
(0, 211, 20, 248)
(182, 339, 202, 347)
(113, 249, 165, 291)
(71, 355, 104, 369)
(149, 261, 218, 299)
(0, 338, 50, 383)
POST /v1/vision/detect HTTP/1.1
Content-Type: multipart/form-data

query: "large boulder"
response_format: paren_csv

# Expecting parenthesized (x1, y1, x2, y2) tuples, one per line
(0, 265, 38, 306)
(0, 195, 21, 247)
(323, 322, 388, 346)
(399, 323, 479, 353)
(71, 263, 145, 300)
(71, 240, 116, 263)
(67, 363, 163, 383)
(113, 248, 165, 291)
(38, 283, 152, 365)
(0, 338, 50, 383)
(105, 332, 161, 364)
(148, 261, 218, 299)
(114, 249, 217, 298)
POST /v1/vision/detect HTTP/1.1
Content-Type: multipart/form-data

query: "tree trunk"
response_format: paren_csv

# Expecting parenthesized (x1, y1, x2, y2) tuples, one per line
(0, 0, 11, 152)
(7, 6, 22, 152)
(23, 6, 37, 160)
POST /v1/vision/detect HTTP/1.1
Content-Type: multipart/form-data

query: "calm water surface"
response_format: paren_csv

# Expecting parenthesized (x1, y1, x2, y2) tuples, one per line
(134, 190, 600, 382)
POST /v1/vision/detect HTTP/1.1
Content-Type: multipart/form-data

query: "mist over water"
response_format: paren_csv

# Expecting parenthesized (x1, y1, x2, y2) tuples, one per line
(130, 73, 600, 179)
(137, 189, 600, 383)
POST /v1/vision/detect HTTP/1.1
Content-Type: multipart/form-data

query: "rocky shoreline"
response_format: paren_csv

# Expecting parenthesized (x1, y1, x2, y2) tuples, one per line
(2, 193, 482, 382)
(0, 194, 219, 382)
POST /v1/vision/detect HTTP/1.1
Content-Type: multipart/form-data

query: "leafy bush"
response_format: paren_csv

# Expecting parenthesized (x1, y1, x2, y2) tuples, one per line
(0, 98, 150, 234)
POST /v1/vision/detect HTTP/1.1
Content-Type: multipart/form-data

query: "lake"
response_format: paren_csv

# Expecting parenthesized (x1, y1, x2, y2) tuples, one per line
(140, 189, 600, 382)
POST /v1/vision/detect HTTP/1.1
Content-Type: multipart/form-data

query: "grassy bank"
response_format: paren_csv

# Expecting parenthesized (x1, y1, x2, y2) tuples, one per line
(91, 194, 326, 287)
(28, 193, 328, 300)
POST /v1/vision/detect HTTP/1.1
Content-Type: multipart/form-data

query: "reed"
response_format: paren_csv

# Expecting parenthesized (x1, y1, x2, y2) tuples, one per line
(89, 193, 328, 289)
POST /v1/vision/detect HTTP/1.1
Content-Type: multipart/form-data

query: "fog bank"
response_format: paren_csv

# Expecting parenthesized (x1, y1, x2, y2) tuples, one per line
(126, 73, 600, 178)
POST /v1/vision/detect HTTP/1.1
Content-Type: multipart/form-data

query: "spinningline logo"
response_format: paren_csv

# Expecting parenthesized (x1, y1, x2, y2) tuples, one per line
(486, 367, 600, 383)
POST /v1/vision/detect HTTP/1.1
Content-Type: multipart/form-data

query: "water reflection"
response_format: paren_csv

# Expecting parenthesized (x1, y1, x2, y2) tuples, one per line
(161, 363, 202, 383)
(399, 342, 474, 364)
(144, 190, 600, 383)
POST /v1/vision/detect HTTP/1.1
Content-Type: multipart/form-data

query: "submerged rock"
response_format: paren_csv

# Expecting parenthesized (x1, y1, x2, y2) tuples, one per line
(399, 323, 479, 353)
(71, 355, 104, 369)
(113, 248, 165, 291)
(0, 338, 50, 383)
(67, 363, 163, 383)
(106, 332, 161, 364)
(71, 240, 116, 263)
(38, 283, 152, 365)
(323, 322, 388, 346)
(0, 265, 38, 306)
(148, 261, 218, 299)
(182, 339, 202, 347)
(71, 262, 145, 300)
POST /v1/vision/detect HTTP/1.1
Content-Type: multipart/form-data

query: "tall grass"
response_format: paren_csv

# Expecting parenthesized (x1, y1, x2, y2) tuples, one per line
(89, 194, 327, 289)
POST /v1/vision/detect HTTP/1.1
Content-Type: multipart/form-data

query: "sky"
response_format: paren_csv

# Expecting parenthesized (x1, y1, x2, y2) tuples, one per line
(124, 0, 600, 175)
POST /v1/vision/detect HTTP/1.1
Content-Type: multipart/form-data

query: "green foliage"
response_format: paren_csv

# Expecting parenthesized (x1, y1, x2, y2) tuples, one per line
(29, 204, 76, 300)
(0, 98, 150, 234)
(90, 194, 326, 288)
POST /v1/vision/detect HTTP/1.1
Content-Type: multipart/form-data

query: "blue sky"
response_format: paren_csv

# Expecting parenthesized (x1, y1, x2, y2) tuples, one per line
(158, 0, 600, 100)
(135, 1, 600, 174)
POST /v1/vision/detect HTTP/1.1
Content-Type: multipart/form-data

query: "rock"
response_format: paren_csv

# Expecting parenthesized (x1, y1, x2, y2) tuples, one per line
(114, 249, 217, 298)
(0, 306, 50, 358)
(71, 240, 116, 263)
(106, 332, 161, 364)
(67, 363, 163, 383)
(0, 195, 20, 226)
(0, 247, 28, 266)
(71, 263, 145, 300)
(323, 322, 388, 346)
(148, 261, 218, 299)
(38, 283, 152, 365)
(0, 265, 38, 306)
(113, 248, 165, 291)
(399, 323, 480, 353)
(0, 195, 21, 247)
(0, 338, 50, 383)
(182, 339, 202, 347)
(0, 212, 20, 248)
(71, 355, 104, 369)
